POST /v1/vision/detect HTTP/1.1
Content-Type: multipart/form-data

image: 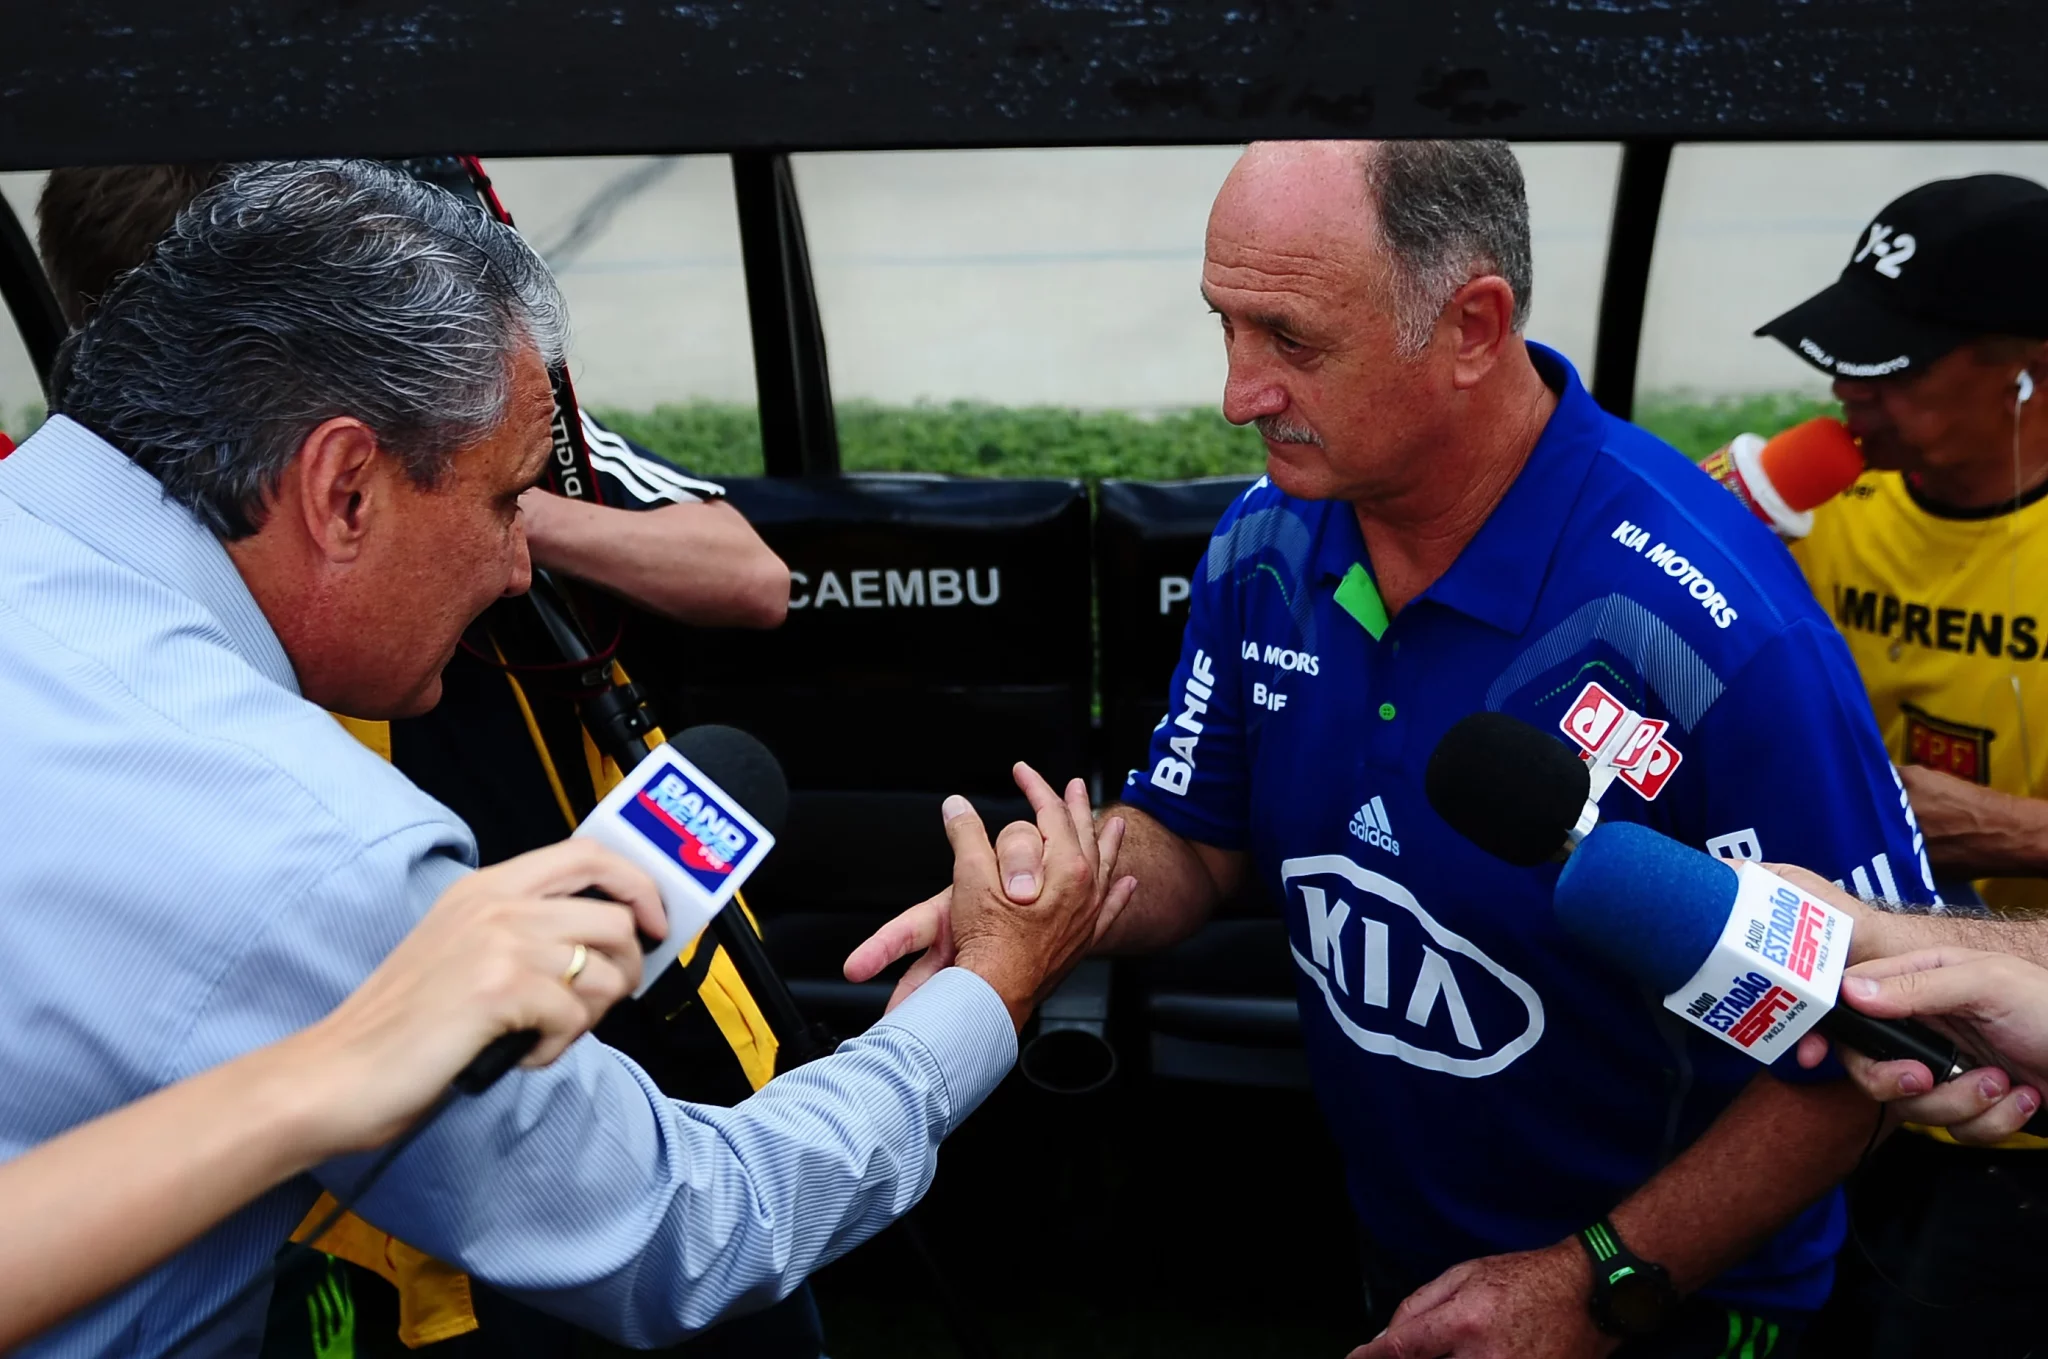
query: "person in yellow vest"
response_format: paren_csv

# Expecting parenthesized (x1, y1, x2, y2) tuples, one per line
(1755, 172, 2048, 1359)
(35, 166, 804, 1359)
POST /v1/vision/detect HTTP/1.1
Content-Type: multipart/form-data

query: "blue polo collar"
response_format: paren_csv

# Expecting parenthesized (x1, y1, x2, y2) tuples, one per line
(0, 416, 300, 694)
(1318, 342, 1608, 638)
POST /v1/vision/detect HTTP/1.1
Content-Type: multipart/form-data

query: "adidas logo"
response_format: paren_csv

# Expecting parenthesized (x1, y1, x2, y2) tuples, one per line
(1348, 796, 1400, 856)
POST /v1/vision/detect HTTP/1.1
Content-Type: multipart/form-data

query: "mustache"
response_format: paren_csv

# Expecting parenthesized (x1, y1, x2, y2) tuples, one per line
(1255, 414, 1323, 446)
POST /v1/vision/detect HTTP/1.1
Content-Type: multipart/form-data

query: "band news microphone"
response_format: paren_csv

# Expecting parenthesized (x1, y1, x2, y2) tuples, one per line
(454, 725, 789, 1093)
(577, 724, 788, 998)
(1426, 712, 1599, 866)
(1699, 417, 1864, 540)
(1556, 822, 2048, 1135)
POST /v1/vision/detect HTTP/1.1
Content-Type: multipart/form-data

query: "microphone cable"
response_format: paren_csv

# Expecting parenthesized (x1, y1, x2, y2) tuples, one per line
(1840, 1102, 1984, 1313)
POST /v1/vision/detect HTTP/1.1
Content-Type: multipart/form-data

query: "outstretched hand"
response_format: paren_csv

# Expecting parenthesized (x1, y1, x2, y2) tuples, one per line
(844, 763, 1133, 1021)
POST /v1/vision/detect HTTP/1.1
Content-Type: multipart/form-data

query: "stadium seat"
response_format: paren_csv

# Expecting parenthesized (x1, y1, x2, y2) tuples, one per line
(1095, 476, 1259, 781)
(625, 474, 1093, 1037)
(1096, 475, 1306, 1089)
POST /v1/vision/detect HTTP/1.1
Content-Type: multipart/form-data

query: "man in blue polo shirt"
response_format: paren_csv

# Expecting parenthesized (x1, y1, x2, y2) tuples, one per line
(852, 141, 1934, 1357)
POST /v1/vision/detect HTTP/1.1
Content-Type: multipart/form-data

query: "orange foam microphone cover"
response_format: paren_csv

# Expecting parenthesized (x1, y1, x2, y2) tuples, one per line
(1755, 417, 1864, 514)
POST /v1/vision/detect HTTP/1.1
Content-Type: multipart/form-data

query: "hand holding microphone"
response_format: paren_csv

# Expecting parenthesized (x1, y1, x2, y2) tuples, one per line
(1776, 872, 2048, 1145)
(306, 840, 665, 1151)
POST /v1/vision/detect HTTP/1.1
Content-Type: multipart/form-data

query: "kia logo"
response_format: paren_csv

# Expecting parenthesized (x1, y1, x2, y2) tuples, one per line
(1281, 854, 1546, 1078)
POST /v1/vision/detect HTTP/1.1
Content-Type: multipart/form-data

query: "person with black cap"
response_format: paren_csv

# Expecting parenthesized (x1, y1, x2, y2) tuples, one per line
(1757, 172, 2048, 1358)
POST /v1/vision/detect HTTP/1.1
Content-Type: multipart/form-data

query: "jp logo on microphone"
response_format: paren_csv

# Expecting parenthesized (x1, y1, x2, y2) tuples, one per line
(1668, 866, 1851, 1060)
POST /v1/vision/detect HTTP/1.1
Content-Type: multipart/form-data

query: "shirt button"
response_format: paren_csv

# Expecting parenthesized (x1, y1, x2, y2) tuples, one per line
(1378, 702, 1397, 721)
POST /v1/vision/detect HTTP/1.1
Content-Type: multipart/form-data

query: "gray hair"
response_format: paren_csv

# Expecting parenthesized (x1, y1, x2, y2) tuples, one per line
(54, 159, 568, 538)
(1363, 141, 1533, 357)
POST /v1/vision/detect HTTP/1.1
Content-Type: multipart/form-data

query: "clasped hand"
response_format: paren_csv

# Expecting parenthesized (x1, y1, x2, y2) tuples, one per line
(847, 762, 1136, 1029)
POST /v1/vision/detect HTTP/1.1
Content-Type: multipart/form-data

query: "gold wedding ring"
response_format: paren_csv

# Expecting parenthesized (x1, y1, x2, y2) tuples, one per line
(561, 941, 589, 987)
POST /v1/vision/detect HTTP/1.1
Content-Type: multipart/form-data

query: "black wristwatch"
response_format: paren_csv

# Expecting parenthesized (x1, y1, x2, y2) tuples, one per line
(1576, 1218, 1680, 1338)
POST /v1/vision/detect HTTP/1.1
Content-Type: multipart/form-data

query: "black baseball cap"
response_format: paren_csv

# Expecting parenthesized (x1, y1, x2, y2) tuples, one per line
(1757, 173, 2048, 380)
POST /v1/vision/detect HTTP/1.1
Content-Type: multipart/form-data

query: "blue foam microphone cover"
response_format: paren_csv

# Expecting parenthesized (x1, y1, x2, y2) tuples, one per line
(1553, 822, 1740, 995)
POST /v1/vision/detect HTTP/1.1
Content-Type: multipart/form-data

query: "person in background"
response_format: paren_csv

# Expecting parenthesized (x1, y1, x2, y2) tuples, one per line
(1761, 174, 2048, 913)
(0, 841, 662, 1353)
(1757, 173, 2048, 1359)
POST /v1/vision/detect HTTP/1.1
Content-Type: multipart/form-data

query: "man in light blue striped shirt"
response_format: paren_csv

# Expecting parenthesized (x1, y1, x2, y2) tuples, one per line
(0, 160, 1124, 1356)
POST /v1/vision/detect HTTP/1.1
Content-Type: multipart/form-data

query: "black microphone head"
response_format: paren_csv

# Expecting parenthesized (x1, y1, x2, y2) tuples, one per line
(1424, 712, 1592, 868)
(667, 725, 790, 838)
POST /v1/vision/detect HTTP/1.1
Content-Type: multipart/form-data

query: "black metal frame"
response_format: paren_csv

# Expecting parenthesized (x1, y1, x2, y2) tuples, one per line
(0, 192, 62, 392)
(8, 2, 2048, 164)
(7, 1, 2048, 465)
(733, 154, 841, 478)
(1589, 140, 1674, 422)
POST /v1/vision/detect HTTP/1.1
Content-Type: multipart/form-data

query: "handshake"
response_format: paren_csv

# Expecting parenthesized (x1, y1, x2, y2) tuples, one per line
(844, 764, 1138, 1031)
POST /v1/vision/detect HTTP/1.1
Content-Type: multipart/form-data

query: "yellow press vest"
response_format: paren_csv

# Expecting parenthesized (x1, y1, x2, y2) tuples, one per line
(1790, 470, 2048, 913)
(1791, 469, 2048, 1151)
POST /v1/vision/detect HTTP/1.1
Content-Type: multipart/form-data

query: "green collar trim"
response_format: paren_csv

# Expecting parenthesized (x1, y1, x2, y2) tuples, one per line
(1335, 562, 1389, 640)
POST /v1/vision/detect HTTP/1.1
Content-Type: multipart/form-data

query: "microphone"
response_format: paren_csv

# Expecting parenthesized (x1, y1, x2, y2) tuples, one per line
(577, 723, 787, 997)
(1556, 822, 2048, 1133)
(1425, 711, 1598, 867)
(453, 725, 789, 1093)
(1698, 417, 1864, 540)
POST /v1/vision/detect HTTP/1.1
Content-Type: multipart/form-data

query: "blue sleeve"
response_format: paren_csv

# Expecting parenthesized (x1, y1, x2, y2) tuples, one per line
(1680, 618, 1938, 1083)
(196, 826, 1015, 1348)
(1117, 536, 1253, 851)
(338, 967, 1015, 1346)
(1685, 618, 1937, 907)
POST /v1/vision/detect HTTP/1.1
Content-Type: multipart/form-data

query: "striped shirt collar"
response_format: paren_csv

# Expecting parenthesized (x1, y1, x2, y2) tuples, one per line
(0, 414, 299, 694)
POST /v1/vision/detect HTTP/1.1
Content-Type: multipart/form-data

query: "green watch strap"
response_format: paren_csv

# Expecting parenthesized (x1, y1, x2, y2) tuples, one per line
(1577, 1217, 1679, 1338)
(1581, 1219, 1626, 1271)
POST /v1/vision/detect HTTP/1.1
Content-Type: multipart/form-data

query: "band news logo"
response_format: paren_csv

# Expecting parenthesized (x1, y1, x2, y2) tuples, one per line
(620, 767, 757, 895)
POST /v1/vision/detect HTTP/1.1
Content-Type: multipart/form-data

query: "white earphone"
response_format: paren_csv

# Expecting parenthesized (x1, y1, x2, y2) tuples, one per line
(2019, 370, 2036, 406)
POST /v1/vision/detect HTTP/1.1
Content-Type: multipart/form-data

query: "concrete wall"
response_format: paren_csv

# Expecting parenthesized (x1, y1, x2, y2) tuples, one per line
(5, 141, 2048, 421)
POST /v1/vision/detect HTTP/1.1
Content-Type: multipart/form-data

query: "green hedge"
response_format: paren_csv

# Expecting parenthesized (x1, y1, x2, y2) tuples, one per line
(596, 390, 1841, 483)
(1634, 391, 1841, 464)
(6, 391, 1842, 479)
(593, 401, 1268, 483)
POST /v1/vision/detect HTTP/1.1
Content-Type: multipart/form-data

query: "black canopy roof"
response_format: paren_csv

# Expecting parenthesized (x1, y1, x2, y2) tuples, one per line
(4, 0, 2047, 169)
